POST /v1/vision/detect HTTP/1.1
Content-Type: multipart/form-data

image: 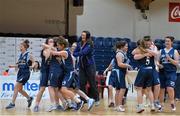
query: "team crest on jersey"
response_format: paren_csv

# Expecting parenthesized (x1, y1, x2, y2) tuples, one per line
(62, 81, 66, 85)
(170, 81, 175, 87)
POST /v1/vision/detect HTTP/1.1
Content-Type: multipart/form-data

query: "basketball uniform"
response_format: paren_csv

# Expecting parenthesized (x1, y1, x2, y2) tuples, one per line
(159, 48, 177, 88)
(17, 51, 31, 85)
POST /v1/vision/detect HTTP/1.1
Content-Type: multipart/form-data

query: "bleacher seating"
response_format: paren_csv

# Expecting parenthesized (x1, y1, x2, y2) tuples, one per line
(173, 43, 180, 50)
(103, 37, 113, 48)
(94, 37, 104, 48)
(93, 37, 132, 71)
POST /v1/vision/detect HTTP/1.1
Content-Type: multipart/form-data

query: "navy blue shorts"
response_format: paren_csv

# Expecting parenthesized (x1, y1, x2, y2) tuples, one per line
(115, 69, 126, 90)
(70, 72, 80, 89)
(153, 69, 160, 86)
(159, 71, 177, 88)
(134, 67, 153, 88)
(40, 69, 49, 87)
(48, 69, 63, 88)
(17, 70, 30, 85)
(62, 71, 80, 89)
(108, 70, 117, 88)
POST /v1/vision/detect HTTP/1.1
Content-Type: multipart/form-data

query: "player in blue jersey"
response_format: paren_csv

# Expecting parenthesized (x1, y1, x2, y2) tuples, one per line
(134, 37, 161, 110)
(113, 41, 132, 112)
(158, 36, 179, 111)
(33, 38, 56, 112)
(44, 37, 67, 112)
(133, 37, 158, 113)
(40, 37, 66, 112)
(52, 37, 95, 111)
(51, 37, 85, 111)
(6, 40, 35, 109)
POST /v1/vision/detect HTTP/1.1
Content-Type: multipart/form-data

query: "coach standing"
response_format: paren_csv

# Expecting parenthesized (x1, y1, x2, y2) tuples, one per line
(73, 31, 99, 105)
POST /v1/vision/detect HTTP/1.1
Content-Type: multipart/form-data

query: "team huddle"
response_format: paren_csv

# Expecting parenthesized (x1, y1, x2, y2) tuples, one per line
(104, 36, 179, 113)
(4, 31, 180, 113)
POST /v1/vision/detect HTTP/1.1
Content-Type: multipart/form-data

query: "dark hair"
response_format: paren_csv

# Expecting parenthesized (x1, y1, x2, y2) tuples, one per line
(41, 37, 55, 59)
(45, 38, 52, 44)
(34, 61, 40, 70)
(81, 30, 94, 48)
(144, 35, 151, 39)
(82, 30, 91, 39)
(53, 37, 60, 47)
(140, 37, 152, 49)
(137, 39, 141, 46)
(116, 40, 127, 49)
(56, 36, 69, 48)
(178, 50, 180, 55)
(165, 36, 175, 42)
(22, 39, 30, 49)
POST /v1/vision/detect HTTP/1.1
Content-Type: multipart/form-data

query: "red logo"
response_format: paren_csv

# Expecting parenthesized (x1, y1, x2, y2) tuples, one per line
(169, 2, 180, 22)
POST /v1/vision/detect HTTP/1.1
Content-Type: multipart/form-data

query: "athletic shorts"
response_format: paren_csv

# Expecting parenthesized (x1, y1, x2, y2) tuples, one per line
(134, 67, 154, 88)
(17, 70, 30, 85)
(159, 70, 177, 88)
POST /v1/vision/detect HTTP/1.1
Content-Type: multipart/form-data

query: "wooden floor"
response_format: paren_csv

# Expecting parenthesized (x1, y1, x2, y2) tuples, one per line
(1, 98, 180, 116)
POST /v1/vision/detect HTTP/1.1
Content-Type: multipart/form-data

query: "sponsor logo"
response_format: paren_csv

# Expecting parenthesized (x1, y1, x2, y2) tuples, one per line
(171, 6, 180, 19)
(169, 2, 180, 22)
(0, 80, 49, 99)
(2, 82, 39, 91)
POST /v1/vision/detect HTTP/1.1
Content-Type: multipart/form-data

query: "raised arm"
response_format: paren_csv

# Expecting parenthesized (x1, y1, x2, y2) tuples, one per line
(132, 47, 148, 60)
(42, 43, 56, 51)
(28, 53, 36, 69)
(132, 48, 140, 55)
(51, 50, 68, 59)
(134, 52, 152, 60)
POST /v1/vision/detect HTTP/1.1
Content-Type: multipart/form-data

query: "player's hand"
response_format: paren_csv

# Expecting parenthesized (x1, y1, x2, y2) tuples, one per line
(127, 64, 133, 70)
(145, 53, 152, 57)
(166, 54, 171, 61)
